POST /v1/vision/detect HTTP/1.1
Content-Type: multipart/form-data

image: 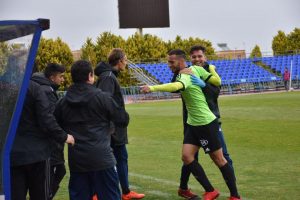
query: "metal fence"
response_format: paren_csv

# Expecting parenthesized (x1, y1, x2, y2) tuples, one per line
(121, 86, 180, 103)
(57, 78, 300, 104)
(220, 78, 300, 95)
(57, 87, 180, 103)
(120, 78, 300, 103)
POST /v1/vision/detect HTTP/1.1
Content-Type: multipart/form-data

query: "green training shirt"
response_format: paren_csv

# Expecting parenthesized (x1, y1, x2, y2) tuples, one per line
(176, 65, 216, 126)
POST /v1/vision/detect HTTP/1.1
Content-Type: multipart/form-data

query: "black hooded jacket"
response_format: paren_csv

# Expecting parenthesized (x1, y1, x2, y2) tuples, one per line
(31, 73, 59, 110)
(54, 83, 129, 172)
(94, 62, 128, 145)
(31, 73, 65, 165)
(11, 78, 68, 167)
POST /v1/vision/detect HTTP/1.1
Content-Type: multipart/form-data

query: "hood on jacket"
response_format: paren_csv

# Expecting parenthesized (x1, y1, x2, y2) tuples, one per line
(31, 72, 60, 90)
(65, 83, 98, 106)
(31, 72, 51, 86)
(94, 62, 119, 77)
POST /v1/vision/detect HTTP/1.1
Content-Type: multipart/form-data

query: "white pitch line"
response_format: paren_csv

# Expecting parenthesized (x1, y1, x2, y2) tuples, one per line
(129, 172, 251, 200)
(130, 184, 171, 197)
(130, 172, 180, 187)
(147, 190, 171, 197)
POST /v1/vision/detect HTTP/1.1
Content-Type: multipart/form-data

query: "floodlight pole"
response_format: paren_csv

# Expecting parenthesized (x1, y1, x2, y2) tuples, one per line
(137, 28, 143, 36)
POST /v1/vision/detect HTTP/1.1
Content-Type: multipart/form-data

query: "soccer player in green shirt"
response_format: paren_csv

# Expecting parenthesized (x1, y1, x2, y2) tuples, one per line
(141, 49, 241, 200)
(177, 45, 236, 199)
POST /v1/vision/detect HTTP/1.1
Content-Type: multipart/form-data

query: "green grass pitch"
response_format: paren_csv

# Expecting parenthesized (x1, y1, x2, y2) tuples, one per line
(55, 91, 300, 200)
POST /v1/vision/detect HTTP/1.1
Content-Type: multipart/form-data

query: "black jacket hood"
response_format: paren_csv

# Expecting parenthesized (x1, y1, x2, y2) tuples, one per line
(31, 72, 51, 86)
(94, 62, 119, 77)
(31, 72, 60, 91)
(65, 83, 98, 106)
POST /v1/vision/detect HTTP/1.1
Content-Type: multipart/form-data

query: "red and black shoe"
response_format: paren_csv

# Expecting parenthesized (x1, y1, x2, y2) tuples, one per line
(122, 191, 145, 200)
(203, 189, 220, 200)
(92, 195, 98, 200)
(178, 188, 198, 199)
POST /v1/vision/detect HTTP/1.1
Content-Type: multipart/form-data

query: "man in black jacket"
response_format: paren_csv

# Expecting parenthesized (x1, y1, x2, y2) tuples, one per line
(31, 63, 67, 199)
(10, 71, 74, 200)
(55, 60, 130, 200)
(94, 48, 145, 200)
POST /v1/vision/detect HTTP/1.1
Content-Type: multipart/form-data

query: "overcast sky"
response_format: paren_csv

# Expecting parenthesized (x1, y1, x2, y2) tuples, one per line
(1, 0, 299, 54)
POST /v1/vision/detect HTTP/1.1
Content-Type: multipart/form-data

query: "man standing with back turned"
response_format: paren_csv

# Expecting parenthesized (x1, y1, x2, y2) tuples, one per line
(55, 60, 130, 200)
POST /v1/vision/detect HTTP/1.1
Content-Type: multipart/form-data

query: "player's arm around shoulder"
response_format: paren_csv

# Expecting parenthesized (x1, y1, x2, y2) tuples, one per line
(208, 65, 221, 80)
(206, 65, 221, 86)
(191, 65, 220, 86)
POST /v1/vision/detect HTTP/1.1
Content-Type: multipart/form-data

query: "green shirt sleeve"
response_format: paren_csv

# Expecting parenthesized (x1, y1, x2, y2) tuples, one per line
(208, 65, 221, 80)
(208, 76, 221, 86)
(149, 82, 184, 92)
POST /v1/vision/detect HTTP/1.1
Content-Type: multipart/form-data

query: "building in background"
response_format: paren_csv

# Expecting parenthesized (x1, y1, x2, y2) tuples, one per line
(216, 50, 246, 59)
(72, 50, 81, 61)
(215, 43, 246, 59)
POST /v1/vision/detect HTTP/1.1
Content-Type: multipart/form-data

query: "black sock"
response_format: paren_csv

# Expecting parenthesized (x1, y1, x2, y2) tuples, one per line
(180, 164, 191, 190)
(186, 160, 214, 192)
(180, 152, 199, 190)
(220, 163, 239, 198)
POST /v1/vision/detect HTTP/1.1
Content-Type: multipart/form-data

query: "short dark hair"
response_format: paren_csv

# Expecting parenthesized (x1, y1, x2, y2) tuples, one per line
(44, 63, 66, 78)
(190, 45, 206, 55)
(108, 48, 126, 66)
(167, 49, 186, 59)
(71, 60, 93, 83)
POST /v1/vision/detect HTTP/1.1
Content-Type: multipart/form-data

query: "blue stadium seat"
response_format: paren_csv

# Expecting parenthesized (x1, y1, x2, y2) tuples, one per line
(137, 54, 300, 83)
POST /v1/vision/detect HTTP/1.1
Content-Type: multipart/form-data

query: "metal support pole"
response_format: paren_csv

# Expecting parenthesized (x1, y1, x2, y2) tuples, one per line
(137, 28, 143, 36)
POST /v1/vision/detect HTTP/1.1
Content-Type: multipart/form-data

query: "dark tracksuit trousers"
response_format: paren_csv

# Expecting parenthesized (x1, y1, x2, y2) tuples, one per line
(49, 163, 66, 199)
(112, 144, 130, 194)
(69, 167, 121, 200)
(11, 159, 51, 200)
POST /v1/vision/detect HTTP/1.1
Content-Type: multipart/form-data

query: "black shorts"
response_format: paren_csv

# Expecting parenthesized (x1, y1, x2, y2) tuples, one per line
(183, 119, 221, 154)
